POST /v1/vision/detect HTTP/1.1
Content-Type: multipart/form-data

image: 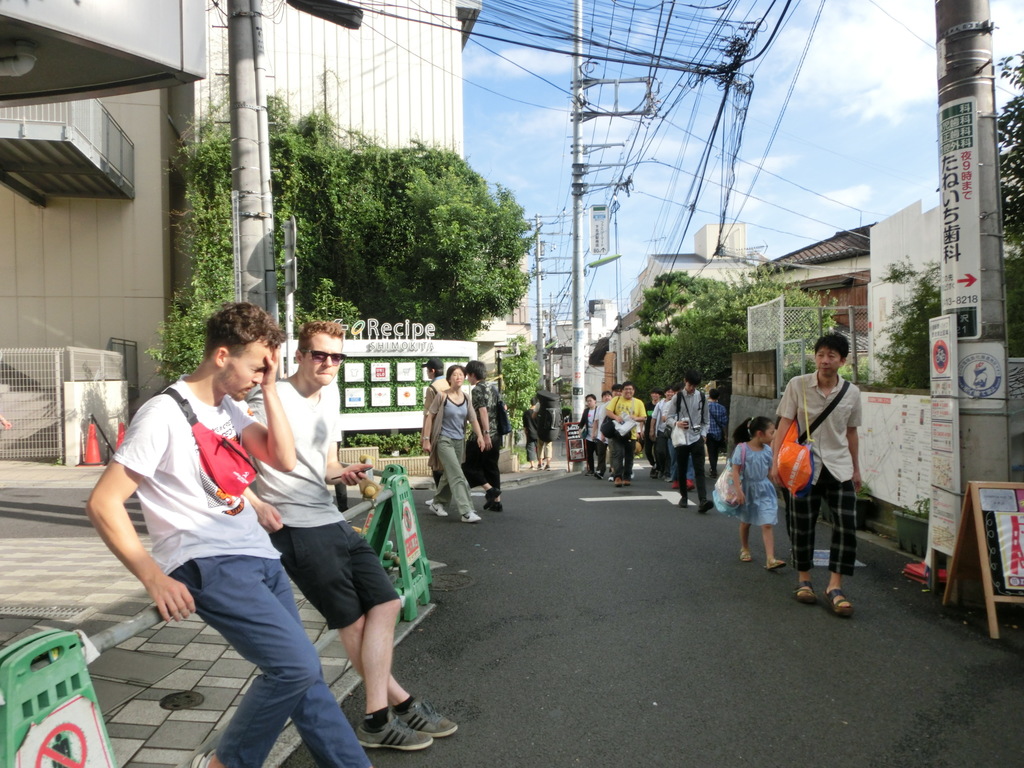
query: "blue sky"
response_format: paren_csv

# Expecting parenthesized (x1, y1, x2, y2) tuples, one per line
(460, 0, 1024, 321)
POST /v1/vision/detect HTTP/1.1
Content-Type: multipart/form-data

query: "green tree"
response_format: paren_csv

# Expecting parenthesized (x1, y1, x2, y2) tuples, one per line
(499, 336, 540, 437)
(636, 272, 707, 336)
(629, 268, 818, 395)
(999, 54, 1024, 357)
(999, 53, 1024, 248)
(875, 261, 940, 389)
(150, 104, 531, 377)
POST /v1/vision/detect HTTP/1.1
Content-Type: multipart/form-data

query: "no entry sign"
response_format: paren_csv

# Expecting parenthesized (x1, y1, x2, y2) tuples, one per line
(16, 697, 114, 768)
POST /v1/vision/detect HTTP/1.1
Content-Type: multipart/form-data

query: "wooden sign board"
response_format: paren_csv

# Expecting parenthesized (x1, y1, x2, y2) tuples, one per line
(943, 481, 1024, 639)
(563, 423, 586, 465)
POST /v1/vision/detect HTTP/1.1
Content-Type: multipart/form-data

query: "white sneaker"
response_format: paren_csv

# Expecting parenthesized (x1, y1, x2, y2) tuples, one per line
(427, 500, 447, 517)
(461, 511, 482, 523)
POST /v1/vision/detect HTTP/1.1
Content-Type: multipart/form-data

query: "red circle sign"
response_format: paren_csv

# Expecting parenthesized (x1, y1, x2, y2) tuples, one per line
(35, 723, 87, 768)
(932, 339, 950, 375)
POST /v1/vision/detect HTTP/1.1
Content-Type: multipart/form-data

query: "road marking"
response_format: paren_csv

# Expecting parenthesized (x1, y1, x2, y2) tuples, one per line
(581, 491, 681, 504)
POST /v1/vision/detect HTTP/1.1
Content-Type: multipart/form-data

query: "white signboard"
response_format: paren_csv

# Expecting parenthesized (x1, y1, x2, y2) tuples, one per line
(929, 314, 960, 498)
(590, 205, 609, 256)
(858, 392, 932, 509)
(958, 342, 1007, 410)
(937, 97, 981, 339)
(16, 696, 115, 768)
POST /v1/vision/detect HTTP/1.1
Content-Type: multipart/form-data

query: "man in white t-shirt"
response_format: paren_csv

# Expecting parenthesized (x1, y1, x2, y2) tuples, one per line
(86, 303, 371, 768)
(247, 321, 456, 752)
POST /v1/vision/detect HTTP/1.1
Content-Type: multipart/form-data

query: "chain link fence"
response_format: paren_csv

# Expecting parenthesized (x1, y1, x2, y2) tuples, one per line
(0, 349, 64, 460)
(748, 298, 869, 394)
(0, 347, 126, 462)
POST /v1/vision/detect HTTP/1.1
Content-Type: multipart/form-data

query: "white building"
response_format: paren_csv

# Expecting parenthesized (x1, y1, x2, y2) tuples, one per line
(628, 223, 763, 310)
(0, 1, 476, 406)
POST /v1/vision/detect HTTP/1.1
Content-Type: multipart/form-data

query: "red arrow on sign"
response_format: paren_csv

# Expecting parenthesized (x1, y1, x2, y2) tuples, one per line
(957, 273, 978, 287)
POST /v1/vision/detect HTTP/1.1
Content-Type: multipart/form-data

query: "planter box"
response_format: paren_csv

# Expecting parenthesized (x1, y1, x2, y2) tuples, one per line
(379, 455, 431, 476)
(337, 446, 380, 465)
(894, 510, 929, 557)
(498, 448, 518, 474)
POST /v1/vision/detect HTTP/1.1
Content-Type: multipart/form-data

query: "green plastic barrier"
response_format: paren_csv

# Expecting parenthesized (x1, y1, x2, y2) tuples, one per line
(360, 465, 432, 622)
(1, 629, 115, 768)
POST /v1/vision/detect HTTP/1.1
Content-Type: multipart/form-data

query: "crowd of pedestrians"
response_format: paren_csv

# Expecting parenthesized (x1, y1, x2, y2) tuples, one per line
(84, 304, 862, 768)
(578, 332, 861, 618)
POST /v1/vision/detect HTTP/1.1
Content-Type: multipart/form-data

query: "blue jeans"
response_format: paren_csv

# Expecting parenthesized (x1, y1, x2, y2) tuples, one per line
(171, 556, 370, 768)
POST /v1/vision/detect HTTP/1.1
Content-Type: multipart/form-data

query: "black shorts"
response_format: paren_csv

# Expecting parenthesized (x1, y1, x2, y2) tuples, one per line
(269, 522, 399, 630)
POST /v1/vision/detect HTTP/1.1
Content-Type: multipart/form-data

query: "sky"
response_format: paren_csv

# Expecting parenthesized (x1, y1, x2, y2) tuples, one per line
(458, 0, 1024, 326)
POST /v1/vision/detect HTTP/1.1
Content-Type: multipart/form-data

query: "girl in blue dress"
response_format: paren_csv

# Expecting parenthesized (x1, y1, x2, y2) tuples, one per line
(730, 416, 785, 570)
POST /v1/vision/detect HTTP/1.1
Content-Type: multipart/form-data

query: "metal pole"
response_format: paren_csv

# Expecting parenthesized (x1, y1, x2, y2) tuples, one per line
(229, 0, 271, 310)
(534, 214, 545, 384)
(251, 0, 277, 320)
(936, 0, 1010, 484)
(570, 0, 585, 420)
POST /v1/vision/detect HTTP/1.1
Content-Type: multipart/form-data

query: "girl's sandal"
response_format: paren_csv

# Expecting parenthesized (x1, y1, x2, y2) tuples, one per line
(794, 580, 817, 604)
(765, 558, 787, 570)
(739, 548, 753, 562)
(826, 588, 854, 617)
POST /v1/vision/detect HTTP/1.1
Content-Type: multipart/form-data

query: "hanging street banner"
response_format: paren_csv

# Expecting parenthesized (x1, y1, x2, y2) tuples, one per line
(589, 205, 609, 255)
(937, 96, 981, 340)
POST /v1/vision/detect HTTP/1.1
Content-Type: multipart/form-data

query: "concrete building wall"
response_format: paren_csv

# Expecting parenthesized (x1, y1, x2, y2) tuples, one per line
(0, 88, 182, 398)
(199, 1, 465, 152)
(869, 201, 940, 374)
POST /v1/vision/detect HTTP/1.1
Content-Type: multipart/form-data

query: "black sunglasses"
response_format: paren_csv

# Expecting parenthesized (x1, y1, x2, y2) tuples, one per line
(303, 349, 346, 365)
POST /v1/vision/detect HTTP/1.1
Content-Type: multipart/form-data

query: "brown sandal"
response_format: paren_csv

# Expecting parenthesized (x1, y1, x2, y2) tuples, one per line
(826, 588, 854, 617)
(794, 581, 816, 604)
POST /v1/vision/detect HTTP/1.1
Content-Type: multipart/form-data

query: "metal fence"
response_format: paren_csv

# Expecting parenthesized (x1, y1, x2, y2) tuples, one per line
(0, 347, 125, 461)
(0, 348, 64, 460)
(748, 298, 869, 394)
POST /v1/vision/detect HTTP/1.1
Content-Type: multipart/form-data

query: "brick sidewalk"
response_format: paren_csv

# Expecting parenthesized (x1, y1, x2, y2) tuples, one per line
(0, 458, 569, 767)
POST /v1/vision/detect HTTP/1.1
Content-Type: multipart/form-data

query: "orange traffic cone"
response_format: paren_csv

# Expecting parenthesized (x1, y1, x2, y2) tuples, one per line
(116, 422, 126, 449)
(79, 423, 104, 466)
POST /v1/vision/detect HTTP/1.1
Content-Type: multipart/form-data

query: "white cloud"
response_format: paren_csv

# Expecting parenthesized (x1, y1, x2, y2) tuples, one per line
(463, 45, 571, 82)
(821, 183, 874, 210)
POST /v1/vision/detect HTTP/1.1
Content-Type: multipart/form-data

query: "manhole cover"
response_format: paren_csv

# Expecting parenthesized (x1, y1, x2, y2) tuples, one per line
(0, 605, 87, 621)
(160, 691, 205, 710)
(431, 573, 474, 591)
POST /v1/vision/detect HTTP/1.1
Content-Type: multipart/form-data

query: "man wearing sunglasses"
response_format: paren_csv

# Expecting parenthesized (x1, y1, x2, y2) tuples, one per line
(88, 304, 372, 768)
(247, 321, 457, 752)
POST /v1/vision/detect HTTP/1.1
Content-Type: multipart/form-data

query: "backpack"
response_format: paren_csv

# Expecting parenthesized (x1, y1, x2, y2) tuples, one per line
(494, 391, 512, 437)
(537, 406, 555, 435)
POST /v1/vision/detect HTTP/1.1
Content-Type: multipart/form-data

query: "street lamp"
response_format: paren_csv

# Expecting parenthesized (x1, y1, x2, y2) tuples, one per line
(586, 253, 622, 269)
(286, 0, 363, 28)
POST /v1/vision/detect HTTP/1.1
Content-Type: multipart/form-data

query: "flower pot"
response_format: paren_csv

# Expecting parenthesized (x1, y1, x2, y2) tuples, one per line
(893, 510, 929, 557)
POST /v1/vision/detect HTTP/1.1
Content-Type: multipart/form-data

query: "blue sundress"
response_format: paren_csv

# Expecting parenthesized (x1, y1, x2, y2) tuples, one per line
(732, 443, 778, 526)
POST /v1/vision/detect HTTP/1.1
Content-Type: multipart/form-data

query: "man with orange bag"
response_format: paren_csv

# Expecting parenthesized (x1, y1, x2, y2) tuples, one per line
(770, 333, 862, 618)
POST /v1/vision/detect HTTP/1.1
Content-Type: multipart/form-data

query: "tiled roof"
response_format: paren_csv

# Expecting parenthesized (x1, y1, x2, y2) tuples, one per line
(774, 225, 873, 265)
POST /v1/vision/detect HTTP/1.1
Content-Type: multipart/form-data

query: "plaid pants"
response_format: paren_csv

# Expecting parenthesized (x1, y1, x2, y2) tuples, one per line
(785, 465, 858, 575)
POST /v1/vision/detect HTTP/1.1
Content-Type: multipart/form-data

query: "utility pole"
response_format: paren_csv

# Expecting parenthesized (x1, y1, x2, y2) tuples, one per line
(570, 0, 586, 420)
(935, 3, 1009, 486)
(228, 0, 275, 316)
(534, 214, 545, 385)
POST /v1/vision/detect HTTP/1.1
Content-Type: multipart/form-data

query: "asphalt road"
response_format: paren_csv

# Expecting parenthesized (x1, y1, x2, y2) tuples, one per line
(0, 486, 145, 537)
(285, 471, 1024, 768)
